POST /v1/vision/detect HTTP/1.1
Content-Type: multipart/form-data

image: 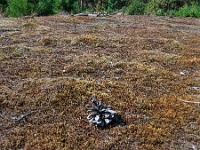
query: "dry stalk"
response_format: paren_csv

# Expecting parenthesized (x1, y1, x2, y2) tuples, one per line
(178, 98, 200, 104)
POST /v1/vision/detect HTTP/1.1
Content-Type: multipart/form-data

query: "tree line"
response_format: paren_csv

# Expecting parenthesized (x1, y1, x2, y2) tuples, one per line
(0, 0, 200, 18)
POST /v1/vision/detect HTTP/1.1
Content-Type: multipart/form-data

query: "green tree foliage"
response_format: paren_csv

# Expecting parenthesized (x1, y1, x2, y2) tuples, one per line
(36, 0, 58, 16)
(124, 0, 145, 15)
(172, 2, 200, 18)
(145, 0, 199, 16)
(59, 0, 81, 14)
(3, 0, 200, 18)
(7, 0, 34, 17)
(0, 0, 8, 12)
(106, 0, 127, 13)
(79, 0, 127, 13)
(7, 0, 59, 17)
(145, 0, 185, 15)
(107, 0, 118, 13)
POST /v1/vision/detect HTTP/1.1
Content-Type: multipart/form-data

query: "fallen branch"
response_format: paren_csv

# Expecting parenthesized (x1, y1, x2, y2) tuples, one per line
(74, 13, 88, 16)
(0, 28, 20, 32)
(73, 13, 108, 17)
(11, 111, 36, 122)
(186, 134, 200, 139)
(11, 112, 33, 122)
(178, 98, 200, 104)
(0, 112, 4, 119)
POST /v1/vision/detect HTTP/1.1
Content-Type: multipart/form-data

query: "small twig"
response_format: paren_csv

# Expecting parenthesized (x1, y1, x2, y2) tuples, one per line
(11, 112, 32, 122)
(191, 144, 197, 150)
(178, 98, 200, 104)
(186, 134, 200, 139)
(17, 112, 31, 122)
(135, 142, 139, 150)
(0, 28, 20, 32)
(0, 110, 6, 119)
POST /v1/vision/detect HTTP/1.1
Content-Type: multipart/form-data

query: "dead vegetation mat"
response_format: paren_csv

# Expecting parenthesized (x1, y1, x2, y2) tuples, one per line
(0, 15, 200, 149)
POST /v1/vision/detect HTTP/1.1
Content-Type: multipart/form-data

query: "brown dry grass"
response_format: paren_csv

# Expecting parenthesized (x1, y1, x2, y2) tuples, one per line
(0, 15, 200, 149)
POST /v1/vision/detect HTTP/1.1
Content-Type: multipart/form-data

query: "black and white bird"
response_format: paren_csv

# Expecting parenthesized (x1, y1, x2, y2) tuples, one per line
(87, 97, 118, 127)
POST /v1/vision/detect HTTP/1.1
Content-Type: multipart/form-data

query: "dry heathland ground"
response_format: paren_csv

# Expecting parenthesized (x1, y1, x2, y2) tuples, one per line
(0, 14, 200, 149)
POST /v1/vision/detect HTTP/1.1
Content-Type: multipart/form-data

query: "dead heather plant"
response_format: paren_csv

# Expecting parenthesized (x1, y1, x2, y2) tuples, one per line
(17, 14, 37, 32)
(21, 21, 38, 31)
(40, 37, 58, 47)
(72, 17, 77, 31)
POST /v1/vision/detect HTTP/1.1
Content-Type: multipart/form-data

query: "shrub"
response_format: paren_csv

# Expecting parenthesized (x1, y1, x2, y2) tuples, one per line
(36, 0, 58, 16)
(59, 0, 81, 14)
(145, 0, 185, 16)
(7, 0, 34, 17)
(7, 0, 58, 17)
(173, 2, 200, 18)
(106, 0, 117, 13)
(0, 0, 8, 12)
(123, 0, 145, 15)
